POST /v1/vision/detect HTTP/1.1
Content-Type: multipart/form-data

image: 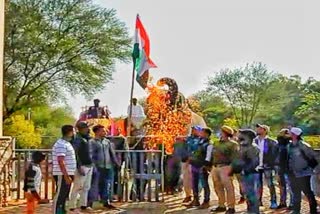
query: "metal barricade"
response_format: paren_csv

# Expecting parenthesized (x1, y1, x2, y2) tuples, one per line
(11, 135, 168, 203)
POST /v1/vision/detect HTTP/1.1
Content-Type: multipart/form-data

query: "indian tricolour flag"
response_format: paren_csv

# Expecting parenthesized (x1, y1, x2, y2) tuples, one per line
(132, 14, 157, 89)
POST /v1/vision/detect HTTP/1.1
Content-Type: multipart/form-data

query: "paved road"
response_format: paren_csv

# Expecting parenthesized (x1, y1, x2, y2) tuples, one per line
(0, 180, 318, 214)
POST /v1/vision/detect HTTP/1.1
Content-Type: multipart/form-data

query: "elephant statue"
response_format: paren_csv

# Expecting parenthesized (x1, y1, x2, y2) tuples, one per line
(143, 77, 207, 154)
(155, 77, 207, 134)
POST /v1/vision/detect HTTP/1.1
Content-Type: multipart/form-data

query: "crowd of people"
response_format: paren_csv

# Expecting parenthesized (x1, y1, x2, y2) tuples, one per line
(23, 121, 320, 214)
(173, 124, 320, 214)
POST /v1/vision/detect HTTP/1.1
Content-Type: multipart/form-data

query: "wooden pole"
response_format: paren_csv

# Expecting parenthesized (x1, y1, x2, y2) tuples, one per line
(0, 0, 5, 136)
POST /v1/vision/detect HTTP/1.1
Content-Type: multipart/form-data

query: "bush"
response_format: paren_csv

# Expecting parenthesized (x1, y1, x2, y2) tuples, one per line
(4, 114, 41, 148)
(304, 135, 320, 149)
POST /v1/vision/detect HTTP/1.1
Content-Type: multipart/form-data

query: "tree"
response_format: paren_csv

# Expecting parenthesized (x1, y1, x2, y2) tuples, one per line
(206, 62, 277, 127)
(294, 78, 320, 134)
(4, 114, 41, 148)
(193, 90, 232, 130)
(4, 0, 131, 118)
(29, 105, 76, 147)
(255, 75, 304, 131)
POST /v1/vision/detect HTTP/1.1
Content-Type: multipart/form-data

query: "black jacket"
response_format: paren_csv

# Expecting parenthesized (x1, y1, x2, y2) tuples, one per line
(73, 133, 93, 167)
(254, 137, 278, 169)
(276, 136, 290, 173)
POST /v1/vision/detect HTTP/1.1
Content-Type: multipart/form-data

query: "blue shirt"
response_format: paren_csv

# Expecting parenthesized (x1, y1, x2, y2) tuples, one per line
(91, 138, 118, 169)
(186, 135, 201, 154)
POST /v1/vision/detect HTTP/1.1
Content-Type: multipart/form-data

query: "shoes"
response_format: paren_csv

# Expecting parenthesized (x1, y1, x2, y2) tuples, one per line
(287, 205, 294, 210)
(270, 201, 278, 209)
(276, 203, 287, 209)
(225, 208, 236, 214)
(103, 203, 117, 209)
(182, 196, 192, 203)
(211, 206, 227, 212)
(198, 202, 210, 209)
(186, 200, 200, 208)
(81, 206, 94, 212)
(238, 197, 245, 204)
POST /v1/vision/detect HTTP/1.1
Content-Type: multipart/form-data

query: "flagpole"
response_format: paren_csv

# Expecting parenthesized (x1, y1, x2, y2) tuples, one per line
(127, 14, 139, 139)
(127, 60, 136, 138)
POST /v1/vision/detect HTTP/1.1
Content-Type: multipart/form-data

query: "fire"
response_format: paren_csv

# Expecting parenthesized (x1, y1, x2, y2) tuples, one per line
(144, 84, 191, 154)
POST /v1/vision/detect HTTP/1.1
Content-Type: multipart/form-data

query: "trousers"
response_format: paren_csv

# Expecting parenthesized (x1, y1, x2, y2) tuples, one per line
(69, 166, 93, 209)
(182, 162, 192, 197)
(289, 175, 317, 214)
(98, 168, 113, 205)
(258, 169, 276, 203)
(192, 166, 210, 202)
(241, 173, 260, 214)
(278, 172, 293, 206)
(25, 192, 38, 214)
(211, 166, 235, 208)
(52, 175, 74, 214)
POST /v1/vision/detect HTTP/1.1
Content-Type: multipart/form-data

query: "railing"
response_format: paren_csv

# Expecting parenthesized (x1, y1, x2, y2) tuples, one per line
(11, 135, 170, 203)
(6, 138, 320, 205)
(12, 148, 164, 202)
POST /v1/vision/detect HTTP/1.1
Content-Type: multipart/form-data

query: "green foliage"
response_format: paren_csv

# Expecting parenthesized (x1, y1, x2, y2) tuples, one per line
(4, 0, 131, 118)
(193, 90, 232, 130)
(31, 105, 76, 147)
(304, 136, 320, 148)
(196, 64, 320, 136)
(207, 62, 278, 127)
(223, 118, 238, 129)
(4, 114, 41, 148)
(294, 79, 320, 134)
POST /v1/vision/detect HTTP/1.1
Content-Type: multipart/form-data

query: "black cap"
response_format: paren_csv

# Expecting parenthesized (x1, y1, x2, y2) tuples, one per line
(93, 99, 100, 102)
(239, 129, 256, 139)
(77, 121, 89, 129)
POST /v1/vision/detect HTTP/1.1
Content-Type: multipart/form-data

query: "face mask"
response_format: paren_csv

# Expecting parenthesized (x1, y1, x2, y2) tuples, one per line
(216, 132, 221, 139)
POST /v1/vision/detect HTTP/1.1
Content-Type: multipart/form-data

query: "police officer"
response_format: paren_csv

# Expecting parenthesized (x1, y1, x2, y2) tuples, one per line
(211, 126, 238, 214)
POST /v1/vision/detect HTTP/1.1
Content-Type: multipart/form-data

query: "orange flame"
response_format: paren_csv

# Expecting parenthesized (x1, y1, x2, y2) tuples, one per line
(144, 84, 191, 154)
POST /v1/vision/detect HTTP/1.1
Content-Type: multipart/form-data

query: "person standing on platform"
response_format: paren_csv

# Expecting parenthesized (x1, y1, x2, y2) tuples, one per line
(127, 98, 145, 128)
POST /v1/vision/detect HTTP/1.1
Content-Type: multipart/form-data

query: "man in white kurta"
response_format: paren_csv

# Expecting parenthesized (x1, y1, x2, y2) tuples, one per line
(127, 98, 146, 128)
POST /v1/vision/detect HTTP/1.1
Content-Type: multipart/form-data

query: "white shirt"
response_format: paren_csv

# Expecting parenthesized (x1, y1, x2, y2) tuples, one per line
(127, 104, 145, 118)
(52, 139, 77, 175)
(33, 164, 42, 192)
(257, 137, 265, 167)
(205, 144, 214, 162)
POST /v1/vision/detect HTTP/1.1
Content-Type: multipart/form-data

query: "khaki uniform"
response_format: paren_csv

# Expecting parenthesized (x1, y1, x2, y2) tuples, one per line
(211, 139, 239, 209)
(182, 162, 192, 197)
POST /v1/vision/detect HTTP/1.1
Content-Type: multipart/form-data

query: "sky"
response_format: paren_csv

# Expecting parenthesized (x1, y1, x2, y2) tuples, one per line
(68, 0, 320, 118)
